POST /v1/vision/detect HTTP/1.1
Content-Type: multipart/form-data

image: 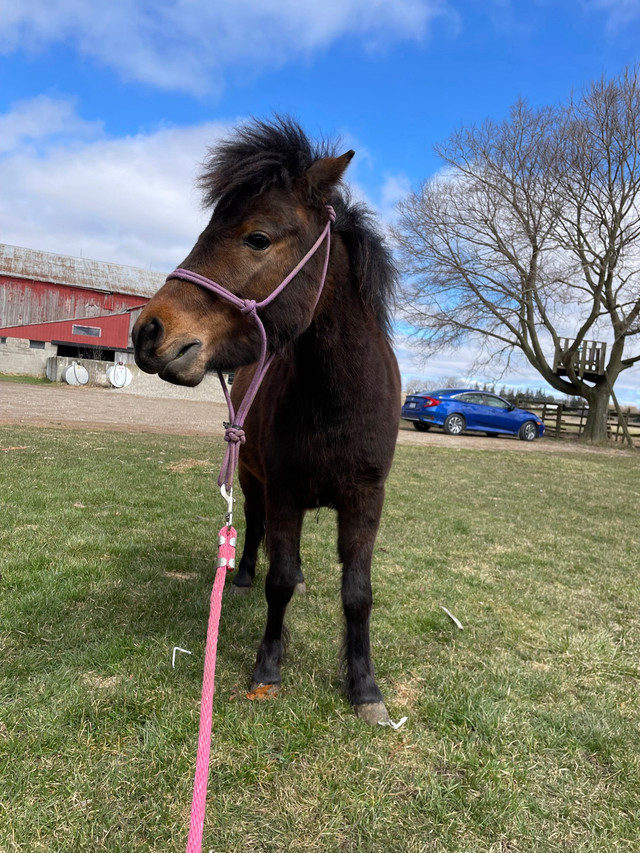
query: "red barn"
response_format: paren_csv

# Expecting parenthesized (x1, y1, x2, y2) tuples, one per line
(0, 243, 165, 372)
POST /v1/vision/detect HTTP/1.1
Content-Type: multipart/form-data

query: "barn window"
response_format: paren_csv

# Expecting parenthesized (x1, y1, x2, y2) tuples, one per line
(72, 324, 101, 338)
(29, 340, 46, 349)
(0, 337, 6, 344)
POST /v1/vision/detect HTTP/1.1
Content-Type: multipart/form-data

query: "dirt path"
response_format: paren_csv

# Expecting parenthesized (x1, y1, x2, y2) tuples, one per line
(0, 382, 227, 436)
(0, 381, 633, 456)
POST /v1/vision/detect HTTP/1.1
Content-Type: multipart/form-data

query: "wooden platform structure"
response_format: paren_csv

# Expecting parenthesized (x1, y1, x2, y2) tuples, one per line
(553, 338, 607, 381)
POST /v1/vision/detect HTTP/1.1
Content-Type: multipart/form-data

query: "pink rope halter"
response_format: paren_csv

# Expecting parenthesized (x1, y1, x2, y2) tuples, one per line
(166, 205, 335, 491)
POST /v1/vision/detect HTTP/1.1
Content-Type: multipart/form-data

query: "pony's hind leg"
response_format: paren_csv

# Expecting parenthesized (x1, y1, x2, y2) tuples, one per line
(250, 503, 304, 690)
(233, 473, 265, 589)
(294, 550, 306, 593)
(337, 487, 390, 725)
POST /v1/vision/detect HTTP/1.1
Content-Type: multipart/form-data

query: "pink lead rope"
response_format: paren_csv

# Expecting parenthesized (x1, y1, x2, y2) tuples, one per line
(178, 207, 335, 853)
(185, 523, 236, 853)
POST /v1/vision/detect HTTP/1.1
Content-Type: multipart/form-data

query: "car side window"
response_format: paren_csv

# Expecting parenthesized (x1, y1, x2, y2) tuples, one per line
(482, 395, 510, 409)
(456, 393, 481, 404)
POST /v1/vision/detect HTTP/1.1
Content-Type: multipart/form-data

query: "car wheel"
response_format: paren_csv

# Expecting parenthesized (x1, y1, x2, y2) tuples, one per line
(443, 413, 465, 436)
(519, 421, 537, 442)
(413, 422, 431, 432)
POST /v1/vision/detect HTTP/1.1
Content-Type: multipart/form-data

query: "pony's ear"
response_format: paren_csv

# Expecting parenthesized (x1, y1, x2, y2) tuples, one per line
(302, 150, 355, 201)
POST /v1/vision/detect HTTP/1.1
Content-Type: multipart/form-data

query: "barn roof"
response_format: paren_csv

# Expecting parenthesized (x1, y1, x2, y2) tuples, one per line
(0, 243, 166, 298)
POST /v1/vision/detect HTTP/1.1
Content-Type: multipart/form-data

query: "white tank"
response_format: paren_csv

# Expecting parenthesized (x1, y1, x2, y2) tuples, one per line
(107, 362, 133, 388)
(63, 361, 89, 385)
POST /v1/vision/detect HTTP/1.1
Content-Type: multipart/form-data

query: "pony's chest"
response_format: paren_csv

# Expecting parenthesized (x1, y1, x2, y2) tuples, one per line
(244, 359, 397, 502)
(262, 411, 389, 500)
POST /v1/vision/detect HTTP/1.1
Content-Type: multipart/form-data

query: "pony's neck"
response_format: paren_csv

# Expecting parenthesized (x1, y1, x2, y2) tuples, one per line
(293, 251, 382, 394)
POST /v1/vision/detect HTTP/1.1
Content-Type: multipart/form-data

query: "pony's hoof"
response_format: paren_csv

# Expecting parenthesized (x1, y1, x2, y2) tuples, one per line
(248, 682, 279, 699)
(355, 701, 390, 726)
(230, 583, 252, 595)
(295, 582, 307, 594)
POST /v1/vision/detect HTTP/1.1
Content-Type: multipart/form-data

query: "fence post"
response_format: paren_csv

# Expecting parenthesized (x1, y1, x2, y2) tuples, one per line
(555, 403, 563, 438)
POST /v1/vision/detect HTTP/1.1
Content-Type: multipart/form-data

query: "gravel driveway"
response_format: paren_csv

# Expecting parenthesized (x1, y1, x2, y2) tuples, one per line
(0, 381, 630, 456)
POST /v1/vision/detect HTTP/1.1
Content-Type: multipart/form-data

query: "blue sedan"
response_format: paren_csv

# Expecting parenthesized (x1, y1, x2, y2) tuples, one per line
(401, 389, 545, 441)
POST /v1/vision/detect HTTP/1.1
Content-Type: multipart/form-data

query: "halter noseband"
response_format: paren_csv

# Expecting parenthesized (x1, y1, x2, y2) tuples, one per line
(165, 205, 336, 491)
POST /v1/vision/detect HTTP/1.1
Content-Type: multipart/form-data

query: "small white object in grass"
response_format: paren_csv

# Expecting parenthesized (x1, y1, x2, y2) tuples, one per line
(378, 716, 408, 730)
(172, 646, 192, 668)
(441, 606, 463, 630)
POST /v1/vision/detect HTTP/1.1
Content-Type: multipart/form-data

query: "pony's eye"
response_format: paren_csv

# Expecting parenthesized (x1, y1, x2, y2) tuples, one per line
(244, 232, 271, 251)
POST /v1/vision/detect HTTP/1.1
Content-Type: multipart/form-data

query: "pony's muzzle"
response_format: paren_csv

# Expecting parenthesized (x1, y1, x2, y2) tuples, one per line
(133, 313, 205, 385)
(158, 340, 204, 386)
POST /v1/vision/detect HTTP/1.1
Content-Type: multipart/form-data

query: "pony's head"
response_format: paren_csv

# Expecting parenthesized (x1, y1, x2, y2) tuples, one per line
(133, 117, 354, 386)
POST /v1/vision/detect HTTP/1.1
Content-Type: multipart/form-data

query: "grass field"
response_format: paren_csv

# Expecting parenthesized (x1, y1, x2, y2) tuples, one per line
(1, 427, 639, 852)
(0, 373, 52, 385)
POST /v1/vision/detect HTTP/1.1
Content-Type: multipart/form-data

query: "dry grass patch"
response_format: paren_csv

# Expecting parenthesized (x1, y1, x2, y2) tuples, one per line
(166, 458, 212, 472)
(164, 571, 198, 581)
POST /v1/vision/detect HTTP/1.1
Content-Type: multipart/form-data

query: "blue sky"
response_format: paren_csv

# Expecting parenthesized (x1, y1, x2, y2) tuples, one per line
(1, 0, 639, 400)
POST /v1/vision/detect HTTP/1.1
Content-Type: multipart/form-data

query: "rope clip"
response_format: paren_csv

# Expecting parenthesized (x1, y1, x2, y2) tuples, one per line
(220, 483, 234, 528)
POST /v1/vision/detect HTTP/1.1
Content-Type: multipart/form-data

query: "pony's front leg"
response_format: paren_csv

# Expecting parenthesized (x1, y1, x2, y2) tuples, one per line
(250, 504, 304, 691)
(338, 487, 390, 725)
(233, 472, 265, 590)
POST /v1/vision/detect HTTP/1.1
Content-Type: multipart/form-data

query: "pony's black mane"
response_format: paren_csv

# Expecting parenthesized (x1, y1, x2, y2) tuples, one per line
(199, 116, 396, 335)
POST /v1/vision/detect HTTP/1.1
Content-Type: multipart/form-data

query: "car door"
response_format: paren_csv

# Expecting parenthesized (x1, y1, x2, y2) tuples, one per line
(478, 393, 515, 432)
(453, 393, 485, 430)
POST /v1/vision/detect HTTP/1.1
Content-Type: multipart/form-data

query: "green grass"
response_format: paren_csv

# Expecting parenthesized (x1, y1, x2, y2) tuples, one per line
(1, 427, 639, 852)
(0, 373, 52, 385)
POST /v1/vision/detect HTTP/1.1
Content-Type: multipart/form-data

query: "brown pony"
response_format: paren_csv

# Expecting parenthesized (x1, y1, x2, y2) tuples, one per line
(133, 118, 400, 724)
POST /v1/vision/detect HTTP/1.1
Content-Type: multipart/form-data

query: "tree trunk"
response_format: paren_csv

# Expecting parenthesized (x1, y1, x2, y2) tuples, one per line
(582, 382, 610, 442)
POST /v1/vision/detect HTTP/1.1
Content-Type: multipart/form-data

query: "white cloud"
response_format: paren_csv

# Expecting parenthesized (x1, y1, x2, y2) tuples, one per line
(0, 0, 451, 94)
(0, 95, 102, 155)
(583, 0, 640, 29)
(0, 96, 230, 270)
(379, 173, 413, 222)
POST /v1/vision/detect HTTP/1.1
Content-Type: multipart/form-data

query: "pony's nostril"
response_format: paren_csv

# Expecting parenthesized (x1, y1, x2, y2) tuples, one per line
(136, 316, 164, 350)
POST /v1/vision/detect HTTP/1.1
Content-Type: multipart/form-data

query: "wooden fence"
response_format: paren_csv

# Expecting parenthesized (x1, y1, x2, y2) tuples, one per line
(515, 400, 640, 445)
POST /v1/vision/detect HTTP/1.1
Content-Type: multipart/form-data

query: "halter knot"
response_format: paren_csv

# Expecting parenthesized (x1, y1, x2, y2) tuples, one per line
(326, 205, 336, 224)
(240, 299, 257, 316)
(224, 425, 246, 445)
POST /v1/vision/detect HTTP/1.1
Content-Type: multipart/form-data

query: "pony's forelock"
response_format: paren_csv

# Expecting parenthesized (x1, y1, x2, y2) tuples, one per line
(198, 116, 335, 209)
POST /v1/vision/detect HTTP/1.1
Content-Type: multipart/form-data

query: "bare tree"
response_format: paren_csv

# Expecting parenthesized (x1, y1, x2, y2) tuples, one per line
(404, 376, 463, 394)
(395, 67, 640, 442)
